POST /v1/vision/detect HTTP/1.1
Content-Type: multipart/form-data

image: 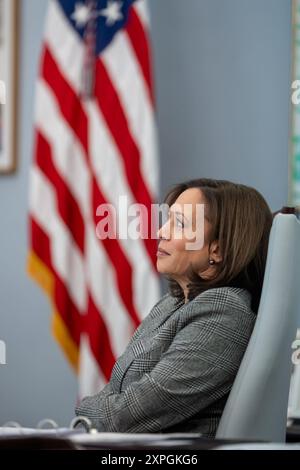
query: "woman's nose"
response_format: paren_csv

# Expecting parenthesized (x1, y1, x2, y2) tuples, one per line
(157, 221, 171, 240)
(156, 225, 162, 239)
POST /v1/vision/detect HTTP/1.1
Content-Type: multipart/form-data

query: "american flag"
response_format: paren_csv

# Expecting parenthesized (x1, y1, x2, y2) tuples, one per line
(27, 0, 160, 397)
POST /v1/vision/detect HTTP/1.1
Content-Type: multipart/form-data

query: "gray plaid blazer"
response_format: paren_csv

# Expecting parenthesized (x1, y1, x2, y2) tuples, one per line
(75, 286, 256, 438)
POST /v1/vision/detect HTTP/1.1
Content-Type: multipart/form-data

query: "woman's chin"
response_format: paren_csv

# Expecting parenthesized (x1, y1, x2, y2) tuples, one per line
(156, 259, 170, 274)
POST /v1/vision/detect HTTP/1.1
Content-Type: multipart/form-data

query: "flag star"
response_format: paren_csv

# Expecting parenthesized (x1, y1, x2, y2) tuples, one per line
(99, 1, 123, 26)
(71, 2, 93, 28)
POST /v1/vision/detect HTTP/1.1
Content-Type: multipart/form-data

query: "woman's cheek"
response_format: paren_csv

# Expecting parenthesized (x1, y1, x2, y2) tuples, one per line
(172, 237, 187, 252)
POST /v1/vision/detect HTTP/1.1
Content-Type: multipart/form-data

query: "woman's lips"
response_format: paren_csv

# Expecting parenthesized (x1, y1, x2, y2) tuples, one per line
(157, 247, 170, 256)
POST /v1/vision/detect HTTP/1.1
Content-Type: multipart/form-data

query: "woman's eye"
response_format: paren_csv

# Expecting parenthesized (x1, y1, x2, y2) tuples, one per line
(176, 218, 184, 228)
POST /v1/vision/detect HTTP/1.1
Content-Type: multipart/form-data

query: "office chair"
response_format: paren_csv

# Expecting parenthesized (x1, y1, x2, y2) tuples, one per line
(216, 212, 300, 442)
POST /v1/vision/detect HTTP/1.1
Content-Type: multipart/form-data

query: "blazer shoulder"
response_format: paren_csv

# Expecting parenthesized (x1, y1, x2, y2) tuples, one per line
(191, 286, 253, 316)
(177, 287, 256, 341)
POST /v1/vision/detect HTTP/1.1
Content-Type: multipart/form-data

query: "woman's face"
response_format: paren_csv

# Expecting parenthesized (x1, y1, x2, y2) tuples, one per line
(156, 188, 220, 291)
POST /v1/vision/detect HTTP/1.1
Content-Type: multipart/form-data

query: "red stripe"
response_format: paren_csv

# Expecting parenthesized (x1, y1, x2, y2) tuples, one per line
(29, 216, 82, 346)
(85, 295, 116, 381)
(92, 179, 140, 328)
(30, 216, 116, 376)
(30, 215, 52, 266)
(94, 58, 158, 270)
(34, 130, 85, 253)
(41, 46, 141, 327)
(125, 7, 154, 106)
(42, 47, 89, 155)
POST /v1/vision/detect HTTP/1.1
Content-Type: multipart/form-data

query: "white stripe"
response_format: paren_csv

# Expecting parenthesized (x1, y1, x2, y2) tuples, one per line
(133, 0, 150, 30)
(34, 81, 136, 355)
(87, 100, 161, 318)
(35, 79, 90, 221)
(78, 334, 107, 397)
(86, 223, 136, 355)
(46, 1, 85, 86)
(29, 166, 87, 312)
(101, 30, 159, 201)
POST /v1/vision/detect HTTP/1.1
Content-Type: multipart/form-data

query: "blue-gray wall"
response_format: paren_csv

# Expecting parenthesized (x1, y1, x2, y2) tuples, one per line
(150, 0, 291, 205)
(0, 0, 292, 426)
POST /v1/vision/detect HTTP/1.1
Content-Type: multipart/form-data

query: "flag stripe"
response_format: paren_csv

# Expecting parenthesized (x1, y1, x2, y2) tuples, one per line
(30, 166, 87, 312)
(87, 100, 160, 317)
(85, 222, 136, 357)
(30, 165, 127, 370)
(30, 216, 82, 346)
(42, 47, 89, 156)
(35, 81, 139, 358)
(33, 128, 136, 360)
(125, 7, 154, 105)
(30, 217, 116, 376)
(101, 30, 158, 201)
(94, 59, 158, 269)
(28, 249, 79, 369)
(35, 130, 85, 254)
(42, 45, 141, 327)
(91, 179, 140, 327)
(78, 334, 107, 397)
(85, 295, 116, 381)
(133, 0, 150, 30)
(34, 131, 117, 376)
(35, 80, 91, 232)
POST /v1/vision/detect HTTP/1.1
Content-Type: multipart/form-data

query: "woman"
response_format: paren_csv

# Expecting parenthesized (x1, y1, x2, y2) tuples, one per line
(75, 178, 273, 438)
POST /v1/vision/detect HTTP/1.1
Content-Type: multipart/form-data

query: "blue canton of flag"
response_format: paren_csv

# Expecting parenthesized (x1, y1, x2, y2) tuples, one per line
(58, 0, 136, 54)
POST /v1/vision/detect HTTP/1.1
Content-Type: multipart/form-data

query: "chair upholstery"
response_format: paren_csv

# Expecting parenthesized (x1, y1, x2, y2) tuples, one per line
(216, 213, 300, 442)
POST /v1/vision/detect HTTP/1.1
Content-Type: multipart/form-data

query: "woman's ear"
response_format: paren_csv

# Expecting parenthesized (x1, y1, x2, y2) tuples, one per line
(209, 240, 223, 264)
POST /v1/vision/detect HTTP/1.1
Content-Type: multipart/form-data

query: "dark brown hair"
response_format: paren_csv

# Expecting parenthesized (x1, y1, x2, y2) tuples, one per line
(163, 178, 273, 313)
